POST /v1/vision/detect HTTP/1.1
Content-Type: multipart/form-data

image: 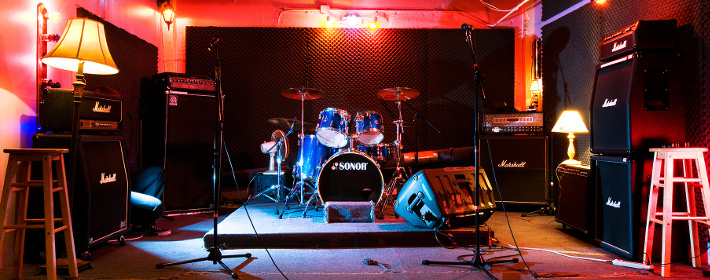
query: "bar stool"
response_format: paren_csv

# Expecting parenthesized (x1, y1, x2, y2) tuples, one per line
(643, 147, 710, 277)
(0, 148, 78, 280)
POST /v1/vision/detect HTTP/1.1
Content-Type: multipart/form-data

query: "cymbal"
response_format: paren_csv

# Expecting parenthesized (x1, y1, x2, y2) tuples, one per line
(268, 118, 316, 133)
(376, 87, 420, 101)
(281, 87, 324, 100)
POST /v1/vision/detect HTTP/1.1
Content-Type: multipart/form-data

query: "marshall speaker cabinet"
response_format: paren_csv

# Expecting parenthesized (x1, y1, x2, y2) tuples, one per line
(479, 135, 549, 206)
(395, 167, 496, 228)
(141, 73, 217, 212)
(32, 134, 130, 255)
(590, 20, 685, 155)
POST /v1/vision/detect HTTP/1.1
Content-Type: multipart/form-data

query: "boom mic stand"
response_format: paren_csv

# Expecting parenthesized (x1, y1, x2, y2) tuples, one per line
(422, 24, 517, 279)
(156, 38, 251, 279)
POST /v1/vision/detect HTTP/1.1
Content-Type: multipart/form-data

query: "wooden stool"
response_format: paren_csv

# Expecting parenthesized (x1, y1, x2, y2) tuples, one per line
(643, 147, 710, 277)
(0, 149, 78, 280)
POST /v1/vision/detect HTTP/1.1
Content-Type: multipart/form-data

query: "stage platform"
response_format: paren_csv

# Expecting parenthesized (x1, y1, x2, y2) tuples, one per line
(203, 202, 457, 249)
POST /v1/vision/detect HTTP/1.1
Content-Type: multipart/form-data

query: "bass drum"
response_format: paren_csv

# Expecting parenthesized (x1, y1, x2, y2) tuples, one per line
(317, 151, 383, 203)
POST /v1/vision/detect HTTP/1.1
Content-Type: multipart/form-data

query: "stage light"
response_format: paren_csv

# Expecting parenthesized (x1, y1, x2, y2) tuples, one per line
(368, 17, 378, 30)
(343, 14, 360, 27)
(594, 0, 607, 4)
(325, 16, 334, 28)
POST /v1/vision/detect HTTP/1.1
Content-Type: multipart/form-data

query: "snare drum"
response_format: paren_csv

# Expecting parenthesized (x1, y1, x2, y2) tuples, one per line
(354, 111, 384, 145)
(293, 135, 335, 181)
(357, 143, 395, 162)
(316, 107, 349, 148)
(317, 151, 384, 203)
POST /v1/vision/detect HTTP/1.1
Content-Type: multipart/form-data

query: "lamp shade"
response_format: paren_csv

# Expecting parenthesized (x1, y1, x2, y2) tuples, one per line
(551, 110, 588, 133)
(42, 18, 118, 75)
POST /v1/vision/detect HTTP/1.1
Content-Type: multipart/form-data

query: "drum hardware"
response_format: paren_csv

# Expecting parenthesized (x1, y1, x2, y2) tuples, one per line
(374, 87, 420, 218)
(249, 129, 291, 203)
(277, 87, 324, 218)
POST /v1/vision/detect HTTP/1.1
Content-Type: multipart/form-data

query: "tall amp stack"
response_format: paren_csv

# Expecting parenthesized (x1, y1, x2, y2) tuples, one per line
(589, 20, 686, 260)
(33, 88, 129, 257)
(141, 72, 217, 212)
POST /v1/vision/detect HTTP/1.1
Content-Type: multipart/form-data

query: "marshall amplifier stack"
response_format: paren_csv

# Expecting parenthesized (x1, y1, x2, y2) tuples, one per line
(141, 72, 217, 212)
(589, 20, 686, 261)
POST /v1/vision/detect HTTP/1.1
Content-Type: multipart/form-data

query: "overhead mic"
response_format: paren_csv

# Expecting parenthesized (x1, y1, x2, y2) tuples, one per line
(208, 37, 220, 51)
(461, 24, 473, 30)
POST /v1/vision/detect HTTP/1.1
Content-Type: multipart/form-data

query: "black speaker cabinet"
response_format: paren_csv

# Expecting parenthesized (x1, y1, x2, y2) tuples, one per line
(32, 134, 130, 254)
(592, 155, 688, 261)
(141, 74, 216, 212)
(395, 167, 495, 228)
(555, 163, 593, 234)
(479, 135, 549, 206)
(590, 51, 685, 155)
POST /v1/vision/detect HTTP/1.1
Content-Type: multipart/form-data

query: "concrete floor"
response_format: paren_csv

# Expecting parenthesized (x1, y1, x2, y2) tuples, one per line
(0, 205, 707, 280)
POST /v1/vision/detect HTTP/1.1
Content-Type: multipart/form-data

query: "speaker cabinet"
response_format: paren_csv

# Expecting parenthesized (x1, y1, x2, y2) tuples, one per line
(590, 51, 685, 155)
(592, 155, 688, 261)
(395, 167, 495, 228)
(479, 135, 549, 205)
(32, 134, 129, 253)
(141, 75, 216, 212)
(555, 163, 593, 234)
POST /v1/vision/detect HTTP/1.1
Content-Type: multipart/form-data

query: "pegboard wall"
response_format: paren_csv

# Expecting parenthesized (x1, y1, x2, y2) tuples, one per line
(185, 27, 514, 171)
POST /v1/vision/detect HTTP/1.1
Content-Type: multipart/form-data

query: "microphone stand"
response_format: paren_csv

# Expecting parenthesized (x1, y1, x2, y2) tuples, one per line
(422, 24, 517, 279)
(157, 38, 251, 279)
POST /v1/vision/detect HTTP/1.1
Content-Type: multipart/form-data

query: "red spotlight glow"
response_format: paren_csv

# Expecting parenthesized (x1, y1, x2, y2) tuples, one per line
(595, 0, 607, 4)
(368, 21, 377, 30)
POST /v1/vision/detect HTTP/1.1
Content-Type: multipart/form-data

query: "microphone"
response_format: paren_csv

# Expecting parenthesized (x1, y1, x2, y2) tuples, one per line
(208, 37, 220, 51)
(461, 24, 473, 30)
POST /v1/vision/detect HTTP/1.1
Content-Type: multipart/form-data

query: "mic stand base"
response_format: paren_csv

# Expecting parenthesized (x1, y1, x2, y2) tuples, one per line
(157, 247, 251, 279)
(422, 253, 518, 280)
(376, 166, 408, 219)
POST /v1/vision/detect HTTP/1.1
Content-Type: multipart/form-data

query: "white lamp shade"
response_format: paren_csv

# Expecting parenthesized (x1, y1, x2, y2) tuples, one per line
(42, 18, 118, 75)
(551, 110, 588, 133)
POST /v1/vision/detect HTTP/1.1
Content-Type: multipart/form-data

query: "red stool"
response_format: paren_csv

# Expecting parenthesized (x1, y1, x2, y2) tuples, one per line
(643, 147, 710, 277)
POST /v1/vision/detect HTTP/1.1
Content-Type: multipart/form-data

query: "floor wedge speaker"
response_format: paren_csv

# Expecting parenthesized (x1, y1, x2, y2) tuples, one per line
(480, 135, 549, 206)
(32, 134, 130, 254)
(395, 167, 495, 228)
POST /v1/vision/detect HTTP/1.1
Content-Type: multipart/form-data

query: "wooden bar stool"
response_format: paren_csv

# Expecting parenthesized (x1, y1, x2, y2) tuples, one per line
(643, 147, 710, 277)
(0, 148, 78, 280)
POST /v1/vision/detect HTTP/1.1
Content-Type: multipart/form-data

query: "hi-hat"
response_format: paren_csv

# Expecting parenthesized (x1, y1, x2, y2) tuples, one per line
(281, 87, 324, 100)
(268, 118, 315, 133)
(376, 87, 420, 101)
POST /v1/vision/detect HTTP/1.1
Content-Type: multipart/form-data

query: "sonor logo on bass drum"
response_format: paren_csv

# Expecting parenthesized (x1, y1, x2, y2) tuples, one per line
(100, 173, 117, 184)
(331, 162, 368, 171)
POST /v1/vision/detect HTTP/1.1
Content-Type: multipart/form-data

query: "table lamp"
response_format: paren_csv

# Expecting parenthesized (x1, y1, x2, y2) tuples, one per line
(551, 110, 588, 165)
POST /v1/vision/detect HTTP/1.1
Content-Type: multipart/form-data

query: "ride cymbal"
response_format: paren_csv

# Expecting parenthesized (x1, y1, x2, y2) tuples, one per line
(281, 87, 324, 100)
(376, 87, 420, 101)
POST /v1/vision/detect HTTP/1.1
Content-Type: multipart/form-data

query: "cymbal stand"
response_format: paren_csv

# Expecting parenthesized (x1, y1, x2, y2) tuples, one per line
(376, 97, 409, 218)
(278, 89, 308, 218)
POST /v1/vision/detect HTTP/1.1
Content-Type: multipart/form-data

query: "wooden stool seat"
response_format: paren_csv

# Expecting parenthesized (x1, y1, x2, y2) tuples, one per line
(0, 148, 78, 280)
(643, 147, 710, 277)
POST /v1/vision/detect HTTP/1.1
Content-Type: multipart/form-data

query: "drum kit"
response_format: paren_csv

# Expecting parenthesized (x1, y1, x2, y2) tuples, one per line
(270, 86, 420, 218)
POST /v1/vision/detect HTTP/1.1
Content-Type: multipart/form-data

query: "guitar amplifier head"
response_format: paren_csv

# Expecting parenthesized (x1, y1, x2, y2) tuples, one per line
(40, 88, 122, 133)
(483, 112, 543, 134)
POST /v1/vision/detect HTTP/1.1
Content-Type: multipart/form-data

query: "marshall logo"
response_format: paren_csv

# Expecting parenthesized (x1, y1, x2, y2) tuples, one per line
(99, 173, 117, 184)
(93, 102, 112, 113)
(498, 160, 526, 168)
(602, 98, 617, 108)
(331, 162, 368, 171)
(611, 40, 627, 52)
(606, 197, 621, 208)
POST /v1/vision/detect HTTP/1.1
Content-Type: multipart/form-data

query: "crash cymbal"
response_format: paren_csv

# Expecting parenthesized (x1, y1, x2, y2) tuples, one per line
(376, 87, 420, 101)
(281, 87, 324, 100)
(268, 118, 316, 133)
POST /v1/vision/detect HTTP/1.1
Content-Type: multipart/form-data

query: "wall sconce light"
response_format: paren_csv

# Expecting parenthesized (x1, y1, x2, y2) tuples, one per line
(158, 0, 175, 30)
